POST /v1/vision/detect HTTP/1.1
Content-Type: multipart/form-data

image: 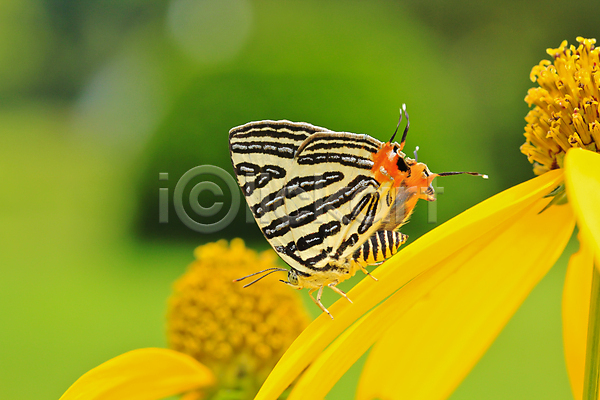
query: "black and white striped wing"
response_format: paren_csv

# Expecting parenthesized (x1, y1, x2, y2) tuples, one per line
(229, 120, 332, 268)
(283, 132, 396, 270)
(230, 121, 396, 273)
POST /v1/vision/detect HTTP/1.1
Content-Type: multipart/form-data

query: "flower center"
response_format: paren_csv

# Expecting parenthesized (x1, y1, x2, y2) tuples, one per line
(521, 37, 600, 175)
(166, 239, 310, 394)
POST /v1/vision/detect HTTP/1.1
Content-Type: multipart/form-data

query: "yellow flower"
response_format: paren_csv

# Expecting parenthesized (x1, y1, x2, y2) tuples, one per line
(59, 239, 309, 400)
(167, 239, 310, 397)
(522, 37, 600, 175)
(250, 38, 600, 400)
(59, 348, 216, 400)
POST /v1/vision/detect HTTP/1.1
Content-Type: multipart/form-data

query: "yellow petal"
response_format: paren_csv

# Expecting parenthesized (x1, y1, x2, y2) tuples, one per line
(255, 170, 565, 400)
(563, 234, 594, 400)
(358, 197, 574, 400)
(59, 348, 215, 400)
(565, 149, 600, 265)
(287, 194, 574, 400)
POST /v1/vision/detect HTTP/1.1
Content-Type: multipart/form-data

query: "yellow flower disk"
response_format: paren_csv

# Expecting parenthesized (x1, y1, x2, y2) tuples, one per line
(522, 37, 600, 174)
(167, 239, 310, 390)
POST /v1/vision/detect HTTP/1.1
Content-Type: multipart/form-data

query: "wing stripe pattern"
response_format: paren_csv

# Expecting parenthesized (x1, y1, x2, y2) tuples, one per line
(362, 238, 371, 261)
(231, 120, 329, 134)
(230, 121, 331, 269)
(233, 129, 309, 141)
(230, 141, 297, 159)
(235, 164, 287, 196)
(287, 131, 389, 268)
(334, 233, 360, 259)
(357, 193, 380, 235)
(251, 172, 344, 218)
(342, 193, 372, 225)
(275, 241, 337, 269)
(296, 153, 374, 169)
(298, 133, 381, 153)
(300, 135, 380, 154)
(262, 175, 379, 239)
(296, 220, 342, 251)
(236, 164, 286, 176)
(301, 141, 379, 153)
(230, 120, 401, 276)
(232, 121, 326, 138)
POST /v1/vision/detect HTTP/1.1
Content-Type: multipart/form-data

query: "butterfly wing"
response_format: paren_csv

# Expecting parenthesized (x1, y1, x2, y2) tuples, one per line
(231, 122, 398, 275)
(283, 132, 396, 270)
(229, 120, 332, 268)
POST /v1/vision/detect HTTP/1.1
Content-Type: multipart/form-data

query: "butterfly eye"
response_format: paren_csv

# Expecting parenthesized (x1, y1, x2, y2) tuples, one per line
(288, 269, 299, 286)
(396, 156, 409, 172)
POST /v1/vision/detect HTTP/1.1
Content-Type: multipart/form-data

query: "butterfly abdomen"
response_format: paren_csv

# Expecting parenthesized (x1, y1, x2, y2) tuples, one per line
(353, 230, 407, 265)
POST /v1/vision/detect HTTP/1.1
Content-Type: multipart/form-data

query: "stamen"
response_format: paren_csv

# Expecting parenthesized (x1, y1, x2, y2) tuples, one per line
(522, 37, 600, 174)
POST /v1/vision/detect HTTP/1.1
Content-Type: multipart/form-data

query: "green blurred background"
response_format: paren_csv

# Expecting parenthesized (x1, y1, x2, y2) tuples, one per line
(2, 0, 598, 398)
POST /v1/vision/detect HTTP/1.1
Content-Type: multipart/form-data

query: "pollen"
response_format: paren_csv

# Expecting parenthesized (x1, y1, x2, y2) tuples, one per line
(166, 239, 310, 393)
(521, 37, 600, 174)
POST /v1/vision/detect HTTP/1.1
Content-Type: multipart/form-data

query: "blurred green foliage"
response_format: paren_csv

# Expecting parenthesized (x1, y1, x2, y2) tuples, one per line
(2, 0, 599, 399)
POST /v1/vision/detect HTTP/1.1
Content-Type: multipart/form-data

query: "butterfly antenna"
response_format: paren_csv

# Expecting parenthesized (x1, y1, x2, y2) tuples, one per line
(399, 104, 410, 151)
(388, 106, 404, 143)
(240, 269, 288, 288)
(413, 145, 419, 162)
(233, 267, 288, 283)
(437, 171, 489, 179)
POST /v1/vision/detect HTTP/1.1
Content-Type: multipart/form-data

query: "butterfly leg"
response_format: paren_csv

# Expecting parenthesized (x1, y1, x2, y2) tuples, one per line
(309, 287, 333, 319)
(360, 266, 379, 281)
(328, 283, 353, 303)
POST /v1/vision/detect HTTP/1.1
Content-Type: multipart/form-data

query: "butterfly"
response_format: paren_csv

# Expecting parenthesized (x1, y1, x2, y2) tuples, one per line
(229, 105, 486, 318)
